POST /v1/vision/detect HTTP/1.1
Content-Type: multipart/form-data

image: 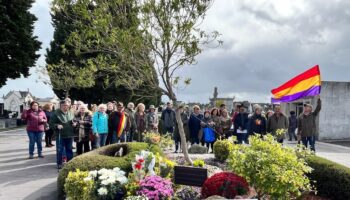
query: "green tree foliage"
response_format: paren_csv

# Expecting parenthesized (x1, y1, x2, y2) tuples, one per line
(228, 135, 313, 199)
(45, 0, 161, 104)
(0, 0, 41, 87)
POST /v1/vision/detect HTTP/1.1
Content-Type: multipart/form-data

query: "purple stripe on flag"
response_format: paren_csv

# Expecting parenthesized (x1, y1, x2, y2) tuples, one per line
(271, 85, 321, 103)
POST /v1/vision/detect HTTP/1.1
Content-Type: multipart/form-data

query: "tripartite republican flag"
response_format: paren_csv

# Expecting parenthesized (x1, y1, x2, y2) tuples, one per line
(271, 65, 321, 103)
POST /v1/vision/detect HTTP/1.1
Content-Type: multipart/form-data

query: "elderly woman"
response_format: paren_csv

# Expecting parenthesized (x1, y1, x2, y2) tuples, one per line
(21, 101, 48, 159)
(73, 104, 92, 155)
(135, 103, 147, 142)
(248, 104, 267, 138)
(146, 105, 158, 133)
(92, 104, 109, 147)
(219, 109, 232, 139)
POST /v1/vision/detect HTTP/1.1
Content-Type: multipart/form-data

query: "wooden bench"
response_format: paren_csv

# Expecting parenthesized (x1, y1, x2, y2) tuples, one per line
(174, 166, 208, 187)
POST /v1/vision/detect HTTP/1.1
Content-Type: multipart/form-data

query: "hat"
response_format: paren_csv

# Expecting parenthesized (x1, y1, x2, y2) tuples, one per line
(149, 105, 155, 110)
(117, 102, 124, 107)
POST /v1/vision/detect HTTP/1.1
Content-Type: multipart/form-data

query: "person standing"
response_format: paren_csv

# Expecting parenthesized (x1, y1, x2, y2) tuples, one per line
(73, 104, 92, 155)
(22, 101, 48, 159)
(43, 103, 54, 148)
(160, 102, 176, 134)
(50, 100, 75, 169)
(267, 105, 289, 144)
(146, 105, 159, 133)
(248, 105, 267, 138)
(234, 106, 249, 144)
(188, 105, 203, 145)
(173, 105, 189, 153)
(298, 97, 322, 151)
(92, 104, 109, 147)
(125, 102, 136, 142)
(201, 111, 216, 153)
(105, 102, 115, 145)
(135, 103, 147, 142)
(219, 104, 226, 116)
(211, 108, 221, 139)
(288, 111, 298, 141)
(219, 109, 232, 139)
(109, 102, 130, 143)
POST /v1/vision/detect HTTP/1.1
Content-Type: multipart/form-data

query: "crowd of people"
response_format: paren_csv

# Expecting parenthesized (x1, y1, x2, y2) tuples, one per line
(21, 96, 321, 169)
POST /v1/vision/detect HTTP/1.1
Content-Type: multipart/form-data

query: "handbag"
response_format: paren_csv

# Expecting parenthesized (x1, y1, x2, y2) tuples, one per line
(89, 130, 95, 142)
(203, 127, 216, 143)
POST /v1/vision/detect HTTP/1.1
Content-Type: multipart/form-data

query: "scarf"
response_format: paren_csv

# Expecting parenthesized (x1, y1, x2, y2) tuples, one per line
(79, 113, 85, 142)
(117, 112, 126, 137)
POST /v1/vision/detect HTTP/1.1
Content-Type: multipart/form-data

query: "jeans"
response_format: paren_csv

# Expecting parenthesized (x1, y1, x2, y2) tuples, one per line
(96, 134, 107, 147)
(127, 131, 134, 142)
(27, 131, 44, 156)
(111, 131, 126, 144)
(302, 136, 316, 151)
(288, 129, 297, 141)
(57, 137, 73, 165)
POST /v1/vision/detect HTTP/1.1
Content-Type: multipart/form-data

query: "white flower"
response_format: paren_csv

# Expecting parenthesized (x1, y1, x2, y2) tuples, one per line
(97, 187, 108, 196)
(89, 170, 98, 178)
(98, 168, 109, 175)
(117, 176, 128, 185)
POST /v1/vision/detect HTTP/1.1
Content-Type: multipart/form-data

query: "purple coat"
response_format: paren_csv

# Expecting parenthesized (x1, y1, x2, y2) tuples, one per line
(21, 109, 47, 132)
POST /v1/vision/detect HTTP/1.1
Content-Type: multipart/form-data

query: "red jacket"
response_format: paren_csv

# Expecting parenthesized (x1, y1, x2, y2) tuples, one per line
(21, 109, 47, 132)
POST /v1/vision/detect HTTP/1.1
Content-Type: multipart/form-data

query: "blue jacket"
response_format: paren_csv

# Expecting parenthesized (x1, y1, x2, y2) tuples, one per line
(92, 112, 108, 134)
(188, 113, 203, 138)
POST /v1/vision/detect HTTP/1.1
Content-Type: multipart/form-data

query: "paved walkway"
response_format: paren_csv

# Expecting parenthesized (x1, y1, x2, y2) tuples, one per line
(0, 129, 57, 200)
(0, 129, 349, 200)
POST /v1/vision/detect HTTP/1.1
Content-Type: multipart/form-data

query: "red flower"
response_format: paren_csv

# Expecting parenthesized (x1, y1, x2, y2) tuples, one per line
(135, 162, 142, 170)
(138, 158, 145, 163)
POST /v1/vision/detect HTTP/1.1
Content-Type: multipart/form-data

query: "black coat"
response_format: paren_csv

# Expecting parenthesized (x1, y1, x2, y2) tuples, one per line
(234, 113, 249, 132)
(248, 114, 267, 135)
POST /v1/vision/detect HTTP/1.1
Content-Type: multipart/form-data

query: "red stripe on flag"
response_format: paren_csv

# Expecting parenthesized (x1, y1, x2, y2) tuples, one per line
(271, 65, 320, 94)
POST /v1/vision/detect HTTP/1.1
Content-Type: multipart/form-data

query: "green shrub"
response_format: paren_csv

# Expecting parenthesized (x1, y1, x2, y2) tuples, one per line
(213, 140, 234, 162)
(193, 159, 205, 168)
(188, 144, 207, 154)
(64, 169, 93, 200)
(227, 135, 312, 199)
(306, 155, 350, 199)
(58, 142, 162, 199)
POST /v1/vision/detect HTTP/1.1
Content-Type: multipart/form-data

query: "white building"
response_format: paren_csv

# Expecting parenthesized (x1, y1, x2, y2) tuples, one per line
(280, 81, 350, 140)
(2, 90, 34, 116)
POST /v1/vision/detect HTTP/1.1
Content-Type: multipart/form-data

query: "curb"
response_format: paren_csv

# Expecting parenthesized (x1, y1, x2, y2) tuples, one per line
(317, 141, 350, 150)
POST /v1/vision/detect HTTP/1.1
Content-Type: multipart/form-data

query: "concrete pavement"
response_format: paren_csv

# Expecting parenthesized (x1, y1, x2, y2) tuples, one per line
(0, 129, 58, 200)
(0, 129, 349, 200)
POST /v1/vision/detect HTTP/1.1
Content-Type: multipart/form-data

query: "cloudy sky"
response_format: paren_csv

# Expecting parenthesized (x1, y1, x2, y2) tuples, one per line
(1, 0, 350, 103)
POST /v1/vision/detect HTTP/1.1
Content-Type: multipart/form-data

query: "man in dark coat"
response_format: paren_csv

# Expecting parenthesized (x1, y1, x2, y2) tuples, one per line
(298, 97, 322, 151)
(188, 105, 203, 145)
(234, 106, 249, 144)
(160, 102, 176, 134)
(288, 111, 298, 141)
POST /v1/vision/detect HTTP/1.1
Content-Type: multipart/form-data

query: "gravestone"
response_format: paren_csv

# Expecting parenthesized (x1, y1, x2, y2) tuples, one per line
(174, 166, 208, 187)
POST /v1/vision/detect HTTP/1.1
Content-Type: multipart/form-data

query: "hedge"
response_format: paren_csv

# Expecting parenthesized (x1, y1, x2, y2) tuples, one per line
(57, 142, 163, 199)
(306, 155, 350, 199)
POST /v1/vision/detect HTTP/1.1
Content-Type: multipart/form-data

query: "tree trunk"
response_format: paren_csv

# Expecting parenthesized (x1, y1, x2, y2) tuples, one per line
(175, 109, 193, 165)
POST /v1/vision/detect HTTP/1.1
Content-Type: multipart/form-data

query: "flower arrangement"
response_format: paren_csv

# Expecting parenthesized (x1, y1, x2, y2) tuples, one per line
(193, 159, 205, 168)
(155, 153, 176, 178)
(84, 167, 128, 200)
(64, 169, 94, 200)
(132, 150, 156, 181)
(201, 172, 249, 199)
(144, 132, 174, 149)
(137, 175, 173, 200)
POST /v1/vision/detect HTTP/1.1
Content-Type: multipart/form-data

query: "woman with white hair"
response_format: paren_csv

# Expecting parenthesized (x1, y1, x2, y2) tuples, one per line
(92, 104, 109, 147)
(248, 104, 267, 138)
(73, 104, 92, 155)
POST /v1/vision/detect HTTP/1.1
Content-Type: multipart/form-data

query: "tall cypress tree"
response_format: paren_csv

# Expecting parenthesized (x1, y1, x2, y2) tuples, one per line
(46, 0, 161, 105)
(0, 0, 41, 87)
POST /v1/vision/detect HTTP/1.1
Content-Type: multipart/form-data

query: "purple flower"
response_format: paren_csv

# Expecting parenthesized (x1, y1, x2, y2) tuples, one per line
(137, 176, 173, 200)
